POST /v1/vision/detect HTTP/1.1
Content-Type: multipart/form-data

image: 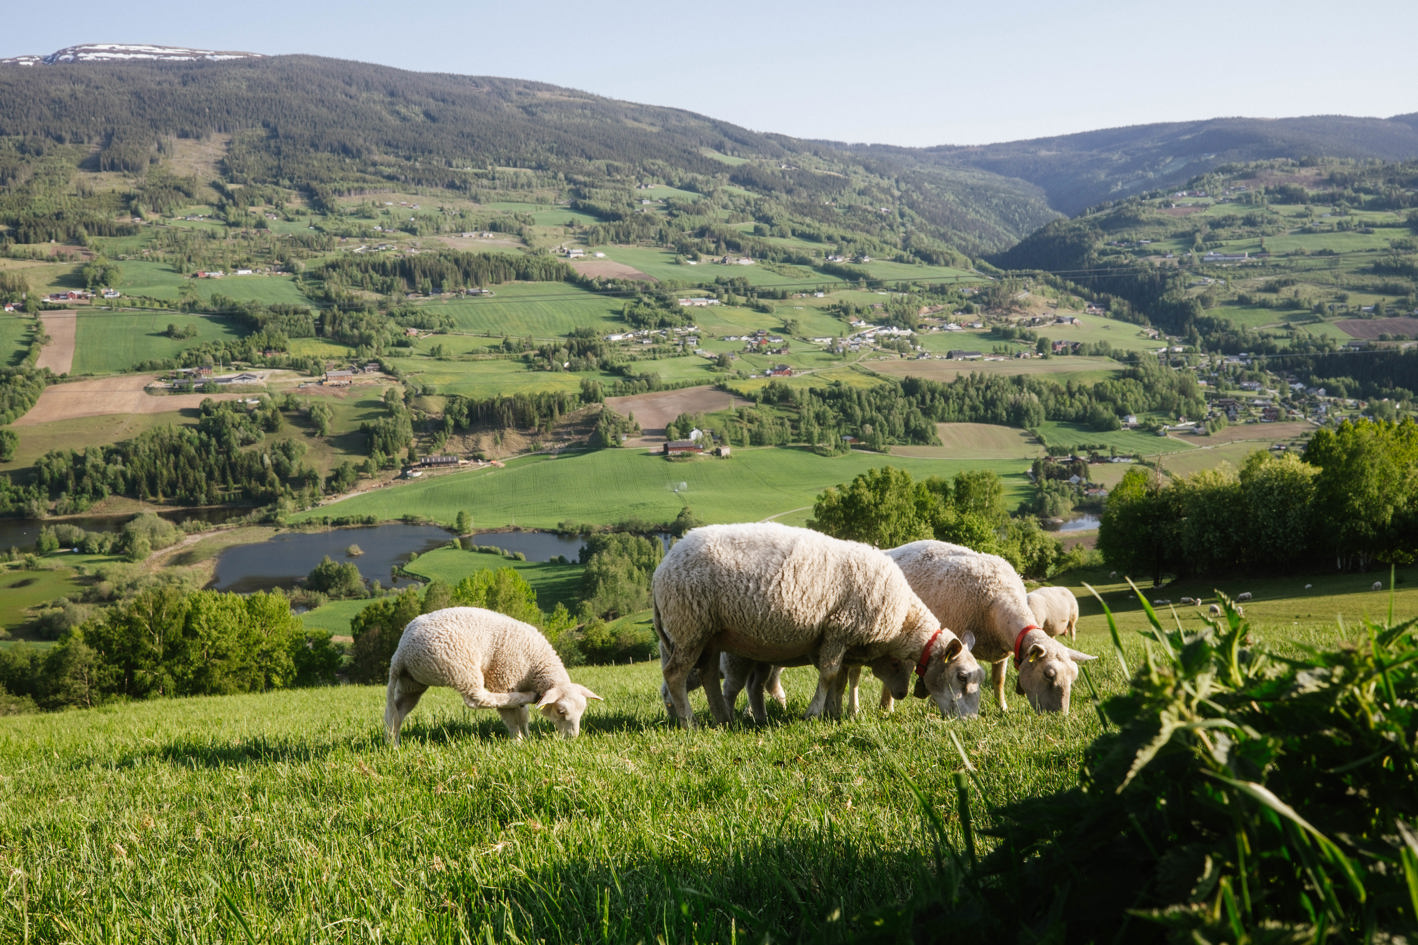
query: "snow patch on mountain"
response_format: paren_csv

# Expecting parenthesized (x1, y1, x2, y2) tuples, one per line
(1, 43, 263, 66)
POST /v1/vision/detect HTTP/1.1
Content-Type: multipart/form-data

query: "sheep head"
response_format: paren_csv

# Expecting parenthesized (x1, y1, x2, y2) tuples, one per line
(537, 683, 603, 737)
(1013, 629, 1095, 714)
(913, 630, 983, 718)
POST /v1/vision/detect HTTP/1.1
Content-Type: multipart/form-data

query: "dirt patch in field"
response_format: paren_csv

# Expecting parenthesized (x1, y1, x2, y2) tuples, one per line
(35, 310, 78, 375)
(568, 258, 655, 282)
(605, 385, 751, 447)
(1203, 420, 1316, 446)
(14, 374, 260, 426)
(1335, 316, 1418, 340)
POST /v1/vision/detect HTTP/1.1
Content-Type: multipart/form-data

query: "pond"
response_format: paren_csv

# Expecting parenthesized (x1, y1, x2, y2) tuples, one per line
(1049, 513, 1101, 533)
(465, 530, 587, 562)
(210, 523, 456, 594)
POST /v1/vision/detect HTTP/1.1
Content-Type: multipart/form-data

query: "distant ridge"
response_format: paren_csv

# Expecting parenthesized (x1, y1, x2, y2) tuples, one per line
(0, 43, 262, 66)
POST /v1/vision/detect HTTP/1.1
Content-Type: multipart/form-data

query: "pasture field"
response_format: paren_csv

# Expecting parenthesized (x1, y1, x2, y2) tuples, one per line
(1032, 420, 1197, 457)
(116, 261, 311, 306)
(290, 446, 1037, 531)
(389, 353, 598, 398)
(0, 559, 92, 632)
(1, 604, 1399, 943)
(70, 311, 246, 375)
(482, 202, 602, 227)
(866, 354, 1124, 386)
(5, 411, 187, 468)
(427, 282, 623, 338)
(892, 423, 1043, 461)
(0, 312, 31, 366)
(401, 546, 583, 613)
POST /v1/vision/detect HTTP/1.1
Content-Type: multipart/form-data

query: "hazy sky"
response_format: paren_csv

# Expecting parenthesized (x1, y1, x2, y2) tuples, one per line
(5, 0, 1416, 147)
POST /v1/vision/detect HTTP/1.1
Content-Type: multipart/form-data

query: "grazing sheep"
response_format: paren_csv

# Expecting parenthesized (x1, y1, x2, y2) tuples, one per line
(1151, 599, 1171, 607)
(1372, 580, 1383, 591)
(385, 607, 602, 744)
(1027, 586, 1080, 640)
(1236, 592, 1253, 602)
(1304, 584, 1313, 590)
(654, 523, 983, 727)
(886, 541, 1096, 714)
(1209, 603, 1222, 616)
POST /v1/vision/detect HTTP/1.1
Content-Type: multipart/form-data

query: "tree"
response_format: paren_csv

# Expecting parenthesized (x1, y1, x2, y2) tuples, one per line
(1097, 466, 1177, 586)
(1304, 419, 1418, 568)
(453, 568, 543, 625)
(1237, 451, 1318, 571)
(348, 588, 425, 684)
(305, 555, 367, 599)
(808, 466, 939, 548)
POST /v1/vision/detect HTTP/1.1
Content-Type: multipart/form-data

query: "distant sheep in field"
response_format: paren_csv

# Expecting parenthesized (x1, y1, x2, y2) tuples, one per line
(1372, 580, 1383, 591)
(1305, 584, 1313, 590)
(1209, 604, 1222, 616)
(1179, 596, 1197, 606)
(385, 607, 602, 744)
(1152, 599, 1170, 606)
(886, 541, 1096, 715)
(1237, 592, 1253, 602)
(654, 523, 983, 727)
(1027, 586, 1079, 640)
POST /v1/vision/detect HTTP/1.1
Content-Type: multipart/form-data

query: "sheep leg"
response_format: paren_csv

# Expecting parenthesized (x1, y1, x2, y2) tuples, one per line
(810, 646, 848, 720)
(497, 705, 531, 740)
(742, 666, 768, 724)
(661, 646, 701, 729)
(990, 658, 1009, 712)
(845, 665, 861, 717)
(699, 647, 733, 725)
(459, 685, 538, 710)
(384, 673, 428, 746)
(766, 666, 787, 709)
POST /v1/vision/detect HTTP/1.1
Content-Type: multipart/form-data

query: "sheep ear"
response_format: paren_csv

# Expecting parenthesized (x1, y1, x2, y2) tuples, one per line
(1067, 648, 1097, 663)
(536, 687, 563, 708)
(913, 677, 928, 699)
(961, 631, 976, 652)
(581, 685, 604, 702)
(941, 636, 963, 661)
(1027, 643, 1047, 663)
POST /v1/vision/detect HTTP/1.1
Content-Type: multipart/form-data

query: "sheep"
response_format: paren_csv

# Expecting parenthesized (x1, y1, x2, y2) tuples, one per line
(1237, 592, 1253, 602)
(1372, 580, 1383, 592)
(1027, 586, 1080, 640)
(385, 606, 602, 744)
(885, 541, 1096, 714)
(1209, 603, 1222, 616)
(654, 523, 983, 727)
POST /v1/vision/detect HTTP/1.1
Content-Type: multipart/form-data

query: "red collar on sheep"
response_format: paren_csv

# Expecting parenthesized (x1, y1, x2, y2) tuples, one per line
(1012, 625, 1042, 668)
(916, 628, 944, 677)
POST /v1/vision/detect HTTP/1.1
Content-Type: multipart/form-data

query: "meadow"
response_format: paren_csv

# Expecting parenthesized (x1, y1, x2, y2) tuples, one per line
(2, 600, 1402, 943)
(70, 311, 246, 375)
(290, 446, 1037, 532)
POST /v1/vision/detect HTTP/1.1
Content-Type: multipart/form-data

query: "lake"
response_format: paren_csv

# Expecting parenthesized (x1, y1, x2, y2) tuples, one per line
(210, 523, 456, 593)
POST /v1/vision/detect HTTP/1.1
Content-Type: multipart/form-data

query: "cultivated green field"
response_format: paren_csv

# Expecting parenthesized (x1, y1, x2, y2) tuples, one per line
(70, 311, 246, 375)
(291, 447, 1037, 531)
(430, 283, 624, 338)
(0, 312, 31, 367)
(401, 546, 583, 613)
(0, 561, 90, 632)
(1031, 420, 1196, 456)
(116, 261, 312, 306)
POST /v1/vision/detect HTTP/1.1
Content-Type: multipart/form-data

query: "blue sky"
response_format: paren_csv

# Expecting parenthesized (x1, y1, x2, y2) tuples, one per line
(5, 0, 1416, 147)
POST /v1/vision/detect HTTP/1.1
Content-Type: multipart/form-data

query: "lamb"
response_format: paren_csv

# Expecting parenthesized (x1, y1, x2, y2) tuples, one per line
(1027, 586, 1080, 640)
(654, 522, 983, 727)
(1372, 580, 1383, 591)
(885, 541, 1096, 714)
(385, 606, 602, 744)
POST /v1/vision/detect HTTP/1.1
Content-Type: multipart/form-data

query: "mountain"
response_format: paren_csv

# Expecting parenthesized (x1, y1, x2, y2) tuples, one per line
(2, 46, 1418, 254)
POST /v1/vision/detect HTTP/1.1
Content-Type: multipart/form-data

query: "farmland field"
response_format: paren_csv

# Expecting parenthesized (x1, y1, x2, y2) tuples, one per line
(70, 311, 246, 375)
(428, 282, 623, 338)
(401, 547, 583, 613)
(292, 446, 1037, 530)
(0, 312, 30, 366)
(866, 354, 1125, 385)
(893, 422, 1043, 460)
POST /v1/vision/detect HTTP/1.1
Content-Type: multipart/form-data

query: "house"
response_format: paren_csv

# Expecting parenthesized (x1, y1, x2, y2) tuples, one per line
(663, 440, 703, 456)
(765, 364, 793, 377)
(418, 455, 461, 468)
(947, 350, 984, 360)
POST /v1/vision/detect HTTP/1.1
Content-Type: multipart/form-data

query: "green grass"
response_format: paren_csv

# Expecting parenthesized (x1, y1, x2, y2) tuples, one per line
(291, 446, 1037, 530)
(403, 547, 584, 613)
(115, 261, 312, 306)
(3, 601, 1399, 943)
(0, 555, 105, 632)
(0, 312, 31, 367)
(1032, 420, 1197, 456)
(427, 282, 623, 338)
(389, 354, 598, 398)
(70, 311, 246, 374)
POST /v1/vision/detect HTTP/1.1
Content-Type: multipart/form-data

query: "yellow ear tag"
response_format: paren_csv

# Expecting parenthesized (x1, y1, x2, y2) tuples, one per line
(1028, 651, 1039, 663)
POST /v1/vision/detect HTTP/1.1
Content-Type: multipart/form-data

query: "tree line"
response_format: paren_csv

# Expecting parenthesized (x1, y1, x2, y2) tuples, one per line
(1098, 418, 1418, 584)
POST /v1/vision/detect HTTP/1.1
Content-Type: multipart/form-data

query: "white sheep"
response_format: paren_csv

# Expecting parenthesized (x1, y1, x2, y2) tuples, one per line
(1027, 586, 1080, 640)
(1372, 580, 1383, 591)
(385, 606, 602, 744)
(1237, 592, 1253, 602)
(1209, 603, 1222, 616)
(886, 541, 1096, 714)
(654, 523, 983, 727)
